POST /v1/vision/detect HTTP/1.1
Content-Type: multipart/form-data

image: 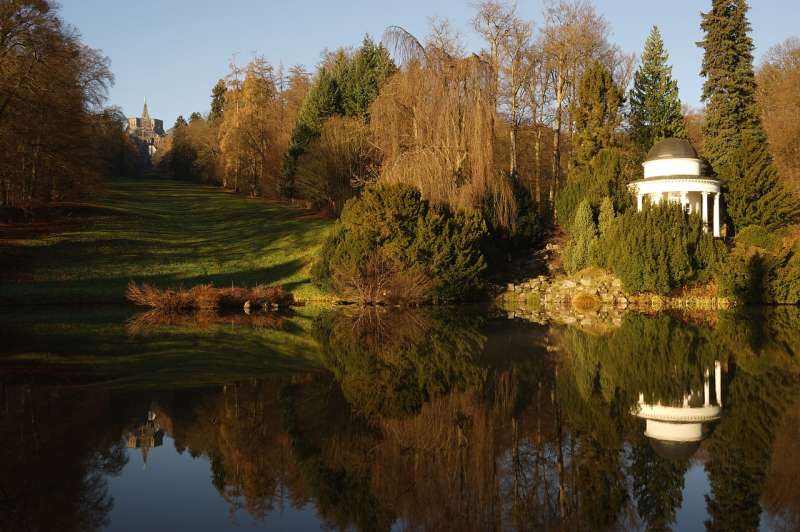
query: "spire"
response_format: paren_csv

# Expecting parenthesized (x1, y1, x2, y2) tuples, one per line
(142, 97, 150, 120)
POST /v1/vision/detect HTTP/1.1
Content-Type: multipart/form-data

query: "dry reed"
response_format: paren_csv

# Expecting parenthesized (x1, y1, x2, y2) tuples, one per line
(126, 281, 295, 311)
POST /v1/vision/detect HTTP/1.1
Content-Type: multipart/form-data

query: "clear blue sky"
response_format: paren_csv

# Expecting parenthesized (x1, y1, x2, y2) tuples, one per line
(59, 0, 799, 126)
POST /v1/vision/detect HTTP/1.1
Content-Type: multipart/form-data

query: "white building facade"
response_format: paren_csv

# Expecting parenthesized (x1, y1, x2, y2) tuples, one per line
(628, 138, 722, 237)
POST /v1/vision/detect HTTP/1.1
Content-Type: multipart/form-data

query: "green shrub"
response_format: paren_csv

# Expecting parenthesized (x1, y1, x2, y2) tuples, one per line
(564, 199, 598, 274)
(597, 203, 715, 294)
(718, 234, 800, 304)
(735, 225, 778, 250)
(766, 244, 800, 304)
(313, 184, 488, 302)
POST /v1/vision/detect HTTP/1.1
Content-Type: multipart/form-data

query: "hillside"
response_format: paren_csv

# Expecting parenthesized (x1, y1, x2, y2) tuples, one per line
(0, 179, 332, 304)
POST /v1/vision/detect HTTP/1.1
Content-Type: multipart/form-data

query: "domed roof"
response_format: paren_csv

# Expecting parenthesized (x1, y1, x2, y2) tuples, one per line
(648, 438, 700, 462)
(645, 138, 698, 161)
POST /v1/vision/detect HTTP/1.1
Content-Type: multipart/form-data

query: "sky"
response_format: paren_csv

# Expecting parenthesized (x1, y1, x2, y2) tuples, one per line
(59, 0, 799, 126)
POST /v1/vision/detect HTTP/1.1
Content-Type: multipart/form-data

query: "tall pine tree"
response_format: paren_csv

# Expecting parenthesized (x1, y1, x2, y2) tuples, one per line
(699, 0, 799, 229)
(698, 0, 763, 172)
(629, 26, 686, 154)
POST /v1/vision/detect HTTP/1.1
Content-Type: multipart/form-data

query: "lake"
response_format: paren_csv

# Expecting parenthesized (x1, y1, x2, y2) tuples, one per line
(1, 305, 798, 531)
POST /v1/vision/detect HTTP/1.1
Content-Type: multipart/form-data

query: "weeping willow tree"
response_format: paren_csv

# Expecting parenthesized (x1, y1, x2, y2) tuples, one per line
(371, 25, 516, 229)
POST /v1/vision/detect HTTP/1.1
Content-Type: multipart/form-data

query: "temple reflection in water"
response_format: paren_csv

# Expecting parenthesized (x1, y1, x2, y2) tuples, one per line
(632, 360, 724, 460)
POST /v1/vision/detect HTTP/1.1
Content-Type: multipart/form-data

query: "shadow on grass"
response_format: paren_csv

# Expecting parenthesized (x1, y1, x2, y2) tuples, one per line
(0, 179, 332, 304)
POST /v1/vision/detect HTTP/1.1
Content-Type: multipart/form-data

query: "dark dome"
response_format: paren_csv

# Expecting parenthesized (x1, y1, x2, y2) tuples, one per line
(645, 138, 698, 161)
(648, 438, 700, 462)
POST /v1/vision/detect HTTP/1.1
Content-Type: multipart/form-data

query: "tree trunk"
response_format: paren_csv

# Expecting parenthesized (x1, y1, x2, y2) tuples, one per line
(551, 75, 565, 212)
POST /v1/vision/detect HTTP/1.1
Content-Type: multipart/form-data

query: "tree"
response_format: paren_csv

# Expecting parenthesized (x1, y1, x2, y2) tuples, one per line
(570, 60, 622, 167)
(0, 0, 114, 208)
(472, 1, 534, 176)
(629, 26, 686, 154)
(564, 199, 597, 273)
(281, 37, 394, 198)
(174, 115, 188, 129)
(698, 0, 764, 172)
(756, 38, 800, 195)
(721, 132, 800, 229)
(209, 79, 226, 123)
(540, 0, 620, 207)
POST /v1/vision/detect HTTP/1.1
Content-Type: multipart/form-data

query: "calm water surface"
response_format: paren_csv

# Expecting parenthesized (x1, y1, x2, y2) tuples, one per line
(1, 306, 798, 532)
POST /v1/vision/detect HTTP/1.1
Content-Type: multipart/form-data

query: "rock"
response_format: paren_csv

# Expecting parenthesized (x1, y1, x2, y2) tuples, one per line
(579, 278, 593, 287)
(243, 300, 251, 314)
(507, 283, 515, 292)
(612, 278, 622, 288)
(562, 280, 577, 289)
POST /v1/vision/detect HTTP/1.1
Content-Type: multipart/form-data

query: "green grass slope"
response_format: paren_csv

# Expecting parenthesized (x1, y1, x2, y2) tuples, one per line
(0, 179, 333, 304)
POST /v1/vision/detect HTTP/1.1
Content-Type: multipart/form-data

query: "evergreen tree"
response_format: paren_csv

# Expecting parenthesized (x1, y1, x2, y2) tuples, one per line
(571, 61, 623, 168)
(698, 0, 764, 172)
(209, 79, 226, 123)
(173, 115, 188, 129)
(564, 199, 598, 273)
(280, 37, 395, 198)
(722, 132, 800, 229)
(189, 111, 203, 123)
(629, 441, 687, 532)
(699, 0, 799, 231)
(629, 26, 686, 154)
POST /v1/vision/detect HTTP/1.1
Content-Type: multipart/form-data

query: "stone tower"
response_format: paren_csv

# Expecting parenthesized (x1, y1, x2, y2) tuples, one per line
(127, 98, 165, 164)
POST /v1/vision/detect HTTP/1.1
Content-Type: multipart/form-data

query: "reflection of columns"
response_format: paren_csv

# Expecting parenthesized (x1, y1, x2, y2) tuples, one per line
(701, 191, 709, 232)
(715, 361, 722, 407)
(704, 369, 710, 406)
(713, 193, 721, 237)
(637, 193, 643, 212)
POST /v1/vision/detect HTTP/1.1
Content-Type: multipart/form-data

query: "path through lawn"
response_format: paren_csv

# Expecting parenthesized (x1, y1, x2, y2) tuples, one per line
(0, 179, 332, 304)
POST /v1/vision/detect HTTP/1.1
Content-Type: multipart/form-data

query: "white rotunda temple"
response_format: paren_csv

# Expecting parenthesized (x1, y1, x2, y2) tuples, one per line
(628, 138, 722, 237)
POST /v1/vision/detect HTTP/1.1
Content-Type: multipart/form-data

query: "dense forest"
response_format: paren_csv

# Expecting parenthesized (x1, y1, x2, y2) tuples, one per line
(2, 0, 799, 303)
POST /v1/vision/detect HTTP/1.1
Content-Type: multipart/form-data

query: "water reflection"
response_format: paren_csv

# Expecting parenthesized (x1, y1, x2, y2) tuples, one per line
(0, 307, 799, 531)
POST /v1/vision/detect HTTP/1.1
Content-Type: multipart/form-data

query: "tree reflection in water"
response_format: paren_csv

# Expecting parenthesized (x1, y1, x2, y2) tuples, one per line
(1, 307, 799, 531)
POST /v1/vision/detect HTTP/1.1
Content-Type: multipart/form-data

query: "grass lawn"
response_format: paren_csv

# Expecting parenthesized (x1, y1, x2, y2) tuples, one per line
(0, 178, 333, 304)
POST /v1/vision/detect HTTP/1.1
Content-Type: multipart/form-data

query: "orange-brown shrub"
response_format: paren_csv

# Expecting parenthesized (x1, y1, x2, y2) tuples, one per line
(126, 282, 295, 310)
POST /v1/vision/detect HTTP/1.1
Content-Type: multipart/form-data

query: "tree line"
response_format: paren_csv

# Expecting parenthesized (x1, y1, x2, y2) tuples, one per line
(0, 0, 139, 211)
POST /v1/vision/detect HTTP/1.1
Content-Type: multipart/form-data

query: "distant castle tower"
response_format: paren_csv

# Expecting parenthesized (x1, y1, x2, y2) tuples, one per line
(127, 98, 165, 162)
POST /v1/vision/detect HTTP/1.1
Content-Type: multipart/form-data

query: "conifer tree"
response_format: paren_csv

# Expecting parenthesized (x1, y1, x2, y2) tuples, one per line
(698, 0, 764, 172)
(565, 199, 598, 273)
(629, 26, 686, 153)
(209, 80, 226, 122)
(722, 133, 800, 229)
(571, 61, 623, 168)
(699, 0, 799, 229)
(280, 37, 395, 198)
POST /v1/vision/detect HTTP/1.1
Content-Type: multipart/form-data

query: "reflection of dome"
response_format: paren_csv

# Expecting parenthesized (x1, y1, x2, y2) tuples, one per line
(631, 361, 725, 461)
(648, 438, 701, 462)
(645, 138, 699, 161)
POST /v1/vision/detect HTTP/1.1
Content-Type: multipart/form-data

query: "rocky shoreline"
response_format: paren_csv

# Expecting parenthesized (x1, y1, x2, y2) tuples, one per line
(497, 270, 732, 329)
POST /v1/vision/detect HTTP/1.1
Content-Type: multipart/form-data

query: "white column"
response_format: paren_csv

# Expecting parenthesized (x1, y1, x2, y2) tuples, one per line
(713, 193, 721, 237)
(701, 191, 709, 232)
(637, 194, 643, 212)
(681, 192, 689, 213)
(715, 361, 722, 407)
